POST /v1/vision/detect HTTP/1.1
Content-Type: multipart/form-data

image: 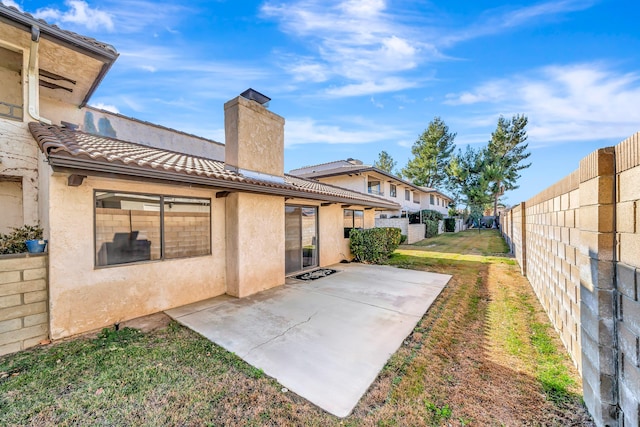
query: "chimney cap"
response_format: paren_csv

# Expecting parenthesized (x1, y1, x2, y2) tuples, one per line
(240, 88, 271, 106)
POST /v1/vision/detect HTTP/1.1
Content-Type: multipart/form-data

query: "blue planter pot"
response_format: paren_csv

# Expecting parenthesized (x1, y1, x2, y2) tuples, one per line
(26, 239, 47, 253)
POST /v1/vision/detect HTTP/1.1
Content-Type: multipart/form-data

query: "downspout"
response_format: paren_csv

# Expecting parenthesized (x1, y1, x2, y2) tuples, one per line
(27, 26, 51, 125)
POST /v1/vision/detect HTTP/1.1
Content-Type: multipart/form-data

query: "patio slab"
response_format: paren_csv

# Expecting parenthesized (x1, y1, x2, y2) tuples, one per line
(166, 263, 450, 418)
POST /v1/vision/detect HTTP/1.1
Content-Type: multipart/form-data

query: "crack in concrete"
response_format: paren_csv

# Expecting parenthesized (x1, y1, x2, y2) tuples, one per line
(242, 311, 318, 358)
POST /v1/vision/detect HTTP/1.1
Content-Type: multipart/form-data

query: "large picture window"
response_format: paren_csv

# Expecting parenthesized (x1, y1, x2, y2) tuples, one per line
(343, 209, 364, 238)
(95, 191, 211, 267)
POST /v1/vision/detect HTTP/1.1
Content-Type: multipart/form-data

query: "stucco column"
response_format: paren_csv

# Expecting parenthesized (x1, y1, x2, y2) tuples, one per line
(224, 95, 284, 179)
(223, 93, 286, 297)
(578, 147, 618, 426)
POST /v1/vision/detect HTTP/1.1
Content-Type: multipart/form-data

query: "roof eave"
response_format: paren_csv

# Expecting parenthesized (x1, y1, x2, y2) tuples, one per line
(302, 167, 425, 192)
(46, 155, 400, 210)
(0, 7, 118, 61)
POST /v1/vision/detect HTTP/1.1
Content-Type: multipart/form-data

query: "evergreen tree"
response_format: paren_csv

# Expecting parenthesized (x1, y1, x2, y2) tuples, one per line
(402, 117, 456, 188)
(373, 150, 397, 173)
(486, 114, 531, 216)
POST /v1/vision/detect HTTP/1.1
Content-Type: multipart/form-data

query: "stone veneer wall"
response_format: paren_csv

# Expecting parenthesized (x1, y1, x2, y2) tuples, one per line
(0, 254, 48, 356)
(501, 132, 640, 427)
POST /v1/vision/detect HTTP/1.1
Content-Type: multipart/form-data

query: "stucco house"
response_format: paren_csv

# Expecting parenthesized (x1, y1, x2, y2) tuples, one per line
(0, 4, 399, 343)
(289, 159, 453, 218)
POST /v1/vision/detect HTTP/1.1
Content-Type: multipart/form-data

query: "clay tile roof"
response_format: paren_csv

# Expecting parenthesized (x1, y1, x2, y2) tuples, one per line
(29, 122, 399, 209)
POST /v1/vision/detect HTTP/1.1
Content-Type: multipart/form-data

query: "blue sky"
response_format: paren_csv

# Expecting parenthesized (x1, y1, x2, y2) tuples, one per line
(5, 0, 640, 205)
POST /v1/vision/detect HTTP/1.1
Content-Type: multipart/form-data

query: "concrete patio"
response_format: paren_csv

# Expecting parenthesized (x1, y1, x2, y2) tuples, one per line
(166, 263, 451, 417)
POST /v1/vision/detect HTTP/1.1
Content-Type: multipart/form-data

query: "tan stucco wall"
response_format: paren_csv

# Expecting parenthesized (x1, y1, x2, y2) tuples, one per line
(225, 192, 284, 297)
(225, 96, 284, 177)
(46, 173, 226, 339)
(315, 175, 366, 193)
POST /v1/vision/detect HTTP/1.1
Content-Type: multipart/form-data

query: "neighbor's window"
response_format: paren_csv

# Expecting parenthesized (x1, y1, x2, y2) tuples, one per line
(389, 184, 397, 197)
(405, 189, 410, 201)
(413, 192, 420, 203)
(95, 191, 211, 267)
(0, 46, 23, 121)
(430, 194, 435, 204)
(367, 180, 382, 195)
(343, 209, 364, 238)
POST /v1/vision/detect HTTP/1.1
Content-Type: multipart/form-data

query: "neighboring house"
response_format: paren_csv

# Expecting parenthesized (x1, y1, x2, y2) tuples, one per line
(289, 159, 453, 218)
(0, 4, 399, 342)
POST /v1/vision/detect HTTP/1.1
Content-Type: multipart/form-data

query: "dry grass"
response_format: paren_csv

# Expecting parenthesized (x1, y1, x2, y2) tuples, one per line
(0, 230, 593, 426)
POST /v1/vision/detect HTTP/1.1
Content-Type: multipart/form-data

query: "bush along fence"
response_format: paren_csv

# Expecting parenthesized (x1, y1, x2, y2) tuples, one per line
(501, 131, 640, 427)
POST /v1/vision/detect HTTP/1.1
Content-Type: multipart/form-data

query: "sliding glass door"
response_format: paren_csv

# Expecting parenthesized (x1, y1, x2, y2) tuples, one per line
(285, 205, 318, 275)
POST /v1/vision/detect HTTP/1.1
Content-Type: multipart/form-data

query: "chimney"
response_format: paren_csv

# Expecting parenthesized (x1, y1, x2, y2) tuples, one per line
(224, 89, 285, 182)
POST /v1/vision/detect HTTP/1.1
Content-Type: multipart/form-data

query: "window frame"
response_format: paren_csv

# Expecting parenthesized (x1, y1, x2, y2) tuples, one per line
(343, 208, 364, 238)
(389, 184, 397, 198)
(405, 189, 410, 201)
(367, 180, 382, 196)
(94, 189, 212, 268)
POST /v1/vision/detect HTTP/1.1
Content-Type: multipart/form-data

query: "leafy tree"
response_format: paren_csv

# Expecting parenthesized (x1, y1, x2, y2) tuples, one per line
(402, 117, 456, 188)
(446, 146, 493, 226)
(486, 114, 531, 216)
(373, 150, 397, 173)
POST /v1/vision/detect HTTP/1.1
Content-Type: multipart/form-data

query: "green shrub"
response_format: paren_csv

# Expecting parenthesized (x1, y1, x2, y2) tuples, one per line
(424, 220, 439, 238)
(400, 234, 408, 244)
(421, 209, 444, 221)
(0, 224, 43, 255)
(444, 218, 456, 232)
(350, 227, 402, 263)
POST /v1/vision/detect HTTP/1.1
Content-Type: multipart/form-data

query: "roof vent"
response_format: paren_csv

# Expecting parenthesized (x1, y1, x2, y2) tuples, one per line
(346, 158, 363, 165)
(240, 88, 271, 107)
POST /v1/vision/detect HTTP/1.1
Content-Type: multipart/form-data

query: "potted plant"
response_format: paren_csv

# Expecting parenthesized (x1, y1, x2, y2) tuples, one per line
(0, 224, 46, 254)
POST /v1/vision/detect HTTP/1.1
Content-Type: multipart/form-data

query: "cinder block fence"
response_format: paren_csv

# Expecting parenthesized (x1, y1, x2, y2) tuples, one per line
(0, 254, 49, 356)
(502, 132, 640, 427)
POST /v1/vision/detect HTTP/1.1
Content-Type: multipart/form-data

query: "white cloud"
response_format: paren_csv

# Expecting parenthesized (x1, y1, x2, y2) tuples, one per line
(284, 117, 409, 147)
(445, 63, 640, 145)
(370, 97, 383, 108)
(89, 102, 120, 113)
(443, 0, 596, 46)
(1, 0, 22, 11)
(262, 0, 428, 95)
(35, 1, 114, 31)
(262, 0, 595, 98)
(326, 77, 418, 97)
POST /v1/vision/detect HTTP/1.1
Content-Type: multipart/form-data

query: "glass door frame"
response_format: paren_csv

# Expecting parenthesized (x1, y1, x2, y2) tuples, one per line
(285, 204, 319, 275)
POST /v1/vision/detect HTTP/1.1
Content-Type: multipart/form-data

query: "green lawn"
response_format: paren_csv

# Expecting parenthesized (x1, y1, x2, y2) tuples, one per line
(1, 230, 593, 426)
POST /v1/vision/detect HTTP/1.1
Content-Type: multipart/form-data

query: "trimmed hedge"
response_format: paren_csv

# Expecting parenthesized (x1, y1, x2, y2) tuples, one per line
(350, 227, 402, 263)
(444, 218, 456, 232)
(425, 220, 439, 238)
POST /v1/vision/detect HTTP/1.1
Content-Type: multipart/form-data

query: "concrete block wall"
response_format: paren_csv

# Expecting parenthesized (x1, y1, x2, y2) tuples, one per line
(407, 224, 426, 244)
(0, 254, 48, 356)
(501, 131, 640, 427)
(614, 132, 640, 427)
(525, 170, 582, 369)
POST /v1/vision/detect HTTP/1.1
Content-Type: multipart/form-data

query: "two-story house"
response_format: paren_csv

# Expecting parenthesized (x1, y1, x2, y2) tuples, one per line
(289, 159, 453, 218)
(0, 4, 400, 348)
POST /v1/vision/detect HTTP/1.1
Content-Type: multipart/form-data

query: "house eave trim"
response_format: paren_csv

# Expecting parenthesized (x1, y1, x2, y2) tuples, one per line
(47, 156, 400, 209)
